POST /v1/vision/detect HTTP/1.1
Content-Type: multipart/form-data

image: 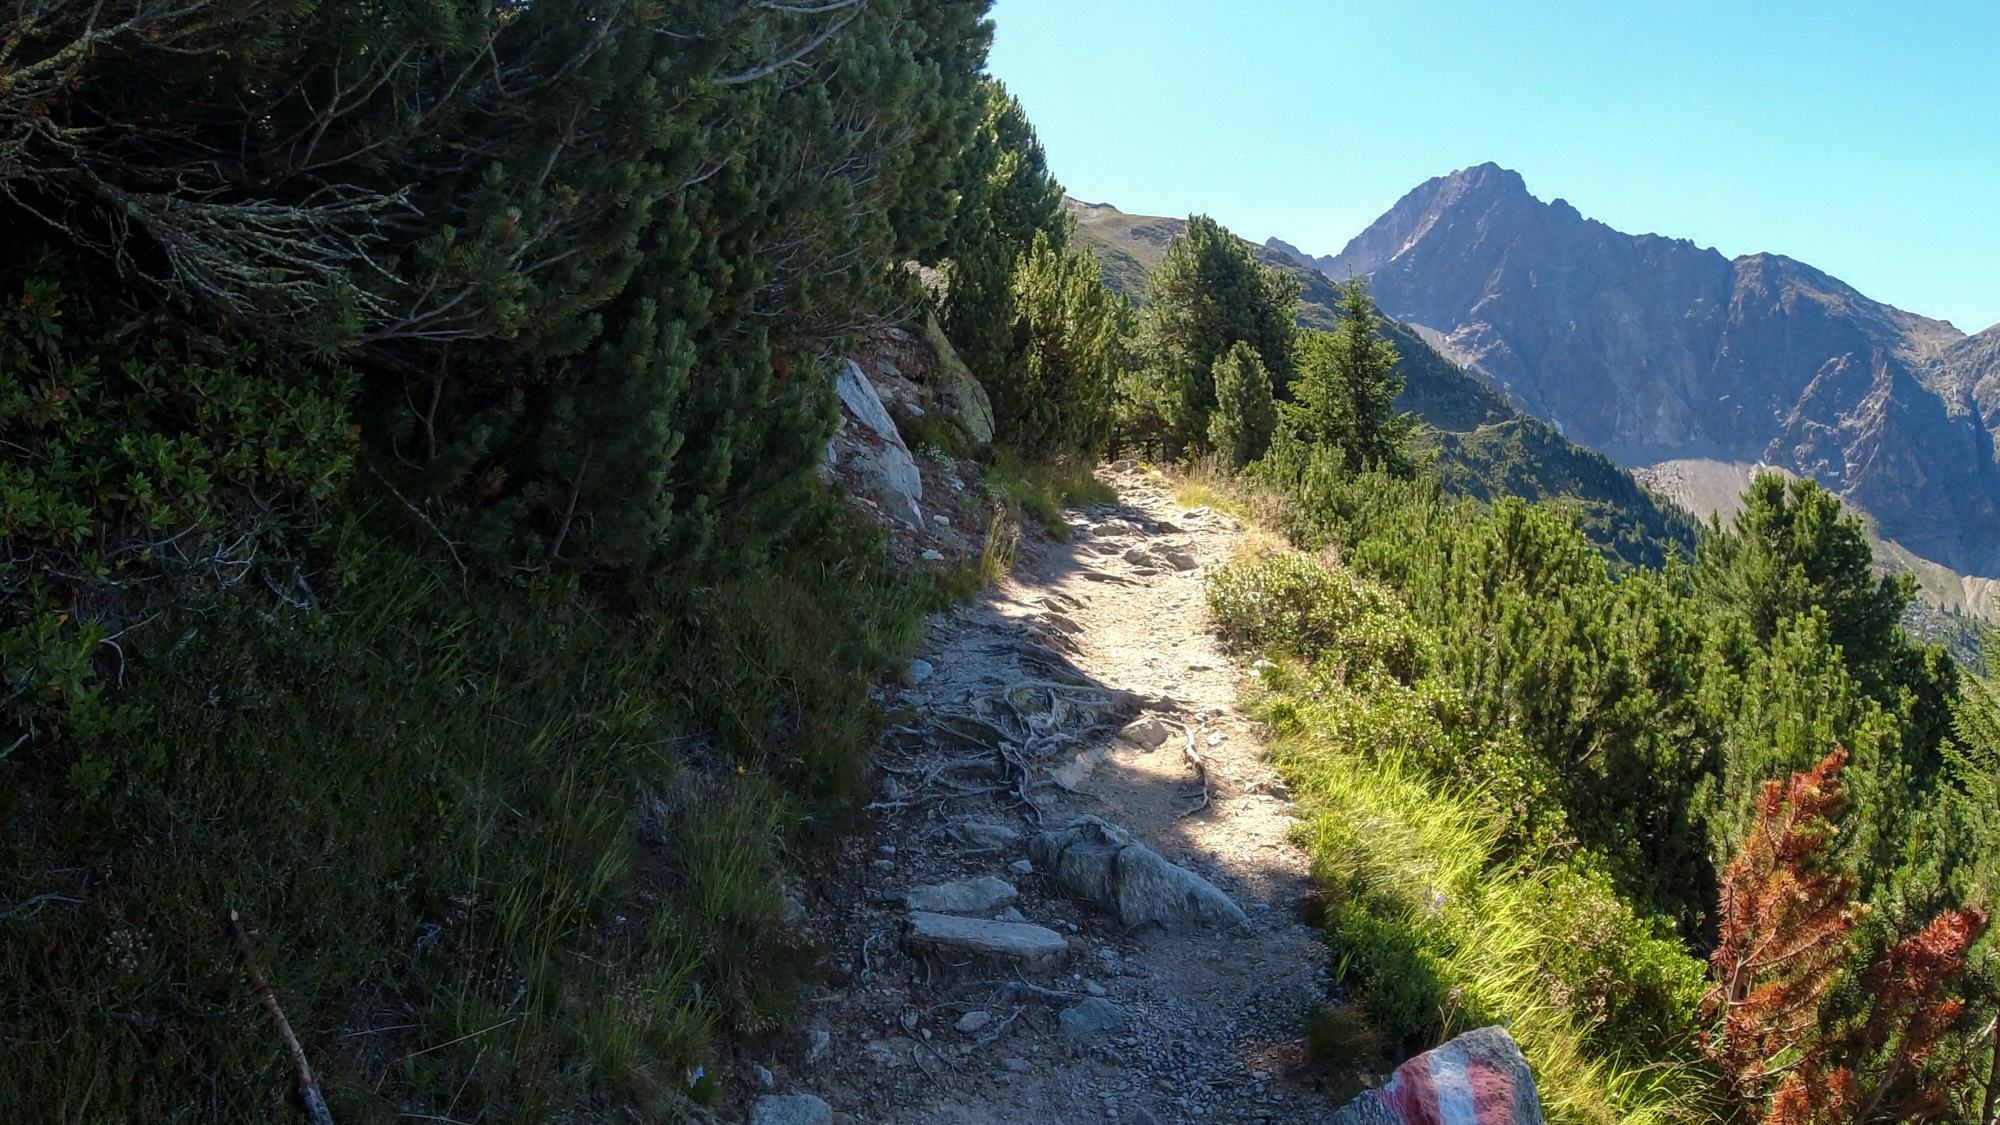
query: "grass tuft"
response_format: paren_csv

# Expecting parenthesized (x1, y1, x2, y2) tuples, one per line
(981, 450, 1113, 539)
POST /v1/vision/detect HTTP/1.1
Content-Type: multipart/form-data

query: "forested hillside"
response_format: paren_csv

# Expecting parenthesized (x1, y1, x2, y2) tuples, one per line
(1066, 199, 1700, 568)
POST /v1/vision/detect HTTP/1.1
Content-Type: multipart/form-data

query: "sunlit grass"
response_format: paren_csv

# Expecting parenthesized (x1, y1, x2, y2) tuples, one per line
(1210, 540, 1716, 1125)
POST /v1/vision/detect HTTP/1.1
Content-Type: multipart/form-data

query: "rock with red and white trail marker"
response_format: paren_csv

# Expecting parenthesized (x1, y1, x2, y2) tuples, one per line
(1329, 1025, 1542, 1125)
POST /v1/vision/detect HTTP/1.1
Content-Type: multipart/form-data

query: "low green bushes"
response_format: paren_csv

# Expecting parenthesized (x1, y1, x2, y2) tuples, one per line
(1211, 551, 1712, 1125)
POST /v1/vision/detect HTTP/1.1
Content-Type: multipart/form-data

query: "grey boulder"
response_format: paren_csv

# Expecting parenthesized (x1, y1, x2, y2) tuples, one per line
(1116, 716, 1174, 749)
(750, 1093, 833, 1125)
(832, 359, 923, 526)
(1329, 1025, 1542, 1125)
(1030, 817, 1247, 929)
(921, 313, 995, 445)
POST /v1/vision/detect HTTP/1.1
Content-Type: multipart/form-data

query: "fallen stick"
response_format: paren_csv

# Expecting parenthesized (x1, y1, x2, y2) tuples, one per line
(1170, 719, 1211, 815)
(228, 910, 336, 1125)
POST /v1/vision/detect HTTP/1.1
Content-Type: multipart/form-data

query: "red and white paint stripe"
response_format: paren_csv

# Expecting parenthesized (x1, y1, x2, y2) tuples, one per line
(1375, 1035, 1521, 1125)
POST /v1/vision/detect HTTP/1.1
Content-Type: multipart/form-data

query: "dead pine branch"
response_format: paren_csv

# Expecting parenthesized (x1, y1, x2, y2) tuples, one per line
(227, 910, 336, 1125)
(1169, 718, 1211, 815)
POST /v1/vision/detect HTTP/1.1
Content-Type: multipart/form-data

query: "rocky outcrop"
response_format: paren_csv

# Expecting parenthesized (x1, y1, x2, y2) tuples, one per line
(1943, 322, 2000, 436)
(1318, 163, 2000, 577)
(830, 359, 924, 527)
(1330, 1025, 1543, 1125)
(922, 313, 996, 444)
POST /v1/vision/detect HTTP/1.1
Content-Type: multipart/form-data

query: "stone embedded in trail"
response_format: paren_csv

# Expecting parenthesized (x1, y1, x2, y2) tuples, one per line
(1116, 715, 1173, 749)
(904, 911, 1068, 966)
(1164, 551, 1199, 571)
(1029, 817, 1249, 930)
(901, 876, 1018, 915)
(1058, 996, 1128, 1038)
(954, 1010, 994, 1034)
(1329, 1025, 1543, 1125)
(750, 1093, 834, 1125)
(1123, 546, 1154, 566)
(948, 821, 1020, 848)
(900, 658, 935, 686)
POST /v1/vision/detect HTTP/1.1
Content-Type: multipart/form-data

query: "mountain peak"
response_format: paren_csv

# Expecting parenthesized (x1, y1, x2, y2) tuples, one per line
(1312, 168, 2000, 576)
(1443, 161, 1529, 197)
(1320, 163, 1542, 281)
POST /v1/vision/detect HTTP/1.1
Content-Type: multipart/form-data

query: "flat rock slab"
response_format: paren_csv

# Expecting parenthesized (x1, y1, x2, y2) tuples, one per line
(1330, 1025, 1543, 1125)
(904, 911, 1068, 967)
(901, 876, 1018, 915)
(750, 1093, 834, 1125)
(1030, 816, 1249, 929)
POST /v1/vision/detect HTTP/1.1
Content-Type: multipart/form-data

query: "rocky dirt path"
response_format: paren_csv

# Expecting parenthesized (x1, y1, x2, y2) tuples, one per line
(762, 464, 1340, 1125)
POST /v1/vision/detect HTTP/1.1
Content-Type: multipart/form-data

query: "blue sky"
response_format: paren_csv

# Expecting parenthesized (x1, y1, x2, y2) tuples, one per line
(986, 1, 2000, 333)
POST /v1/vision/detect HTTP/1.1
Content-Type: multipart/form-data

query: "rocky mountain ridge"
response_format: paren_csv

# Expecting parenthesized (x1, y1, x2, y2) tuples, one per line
(1282, 163, 2000, 577)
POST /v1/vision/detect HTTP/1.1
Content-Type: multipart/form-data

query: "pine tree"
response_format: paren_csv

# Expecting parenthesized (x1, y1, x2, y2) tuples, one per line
(1328, 280, 1424, 472)
(1006, 229, 1125, 455)
(1697, 477, 1920, 694)
(1208, 341, 1276, 469)
(1137, 215, 1298, 454)
(940, 81, 1069, 396)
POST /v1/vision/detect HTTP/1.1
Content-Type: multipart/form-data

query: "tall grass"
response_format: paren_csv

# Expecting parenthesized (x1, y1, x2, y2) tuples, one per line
(1266, 692, 1703, 1125)
(0, 492, 934, 1123)
(981, 449, 1115, 538)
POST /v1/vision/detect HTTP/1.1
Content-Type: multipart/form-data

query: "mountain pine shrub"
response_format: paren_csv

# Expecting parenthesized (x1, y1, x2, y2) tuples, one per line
(1208, 341, 1278, 469)
(1002, 229, 1125, 455)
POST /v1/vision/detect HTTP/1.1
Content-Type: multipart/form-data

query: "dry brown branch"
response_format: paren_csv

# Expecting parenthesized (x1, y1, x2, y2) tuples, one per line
(227, 910, 335, 1125)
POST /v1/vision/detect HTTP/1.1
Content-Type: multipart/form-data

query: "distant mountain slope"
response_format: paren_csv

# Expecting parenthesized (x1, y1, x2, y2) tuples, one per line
(1310, 163, 2000, 579)
(1064, 198, 1699, 567)
(1943, 322, 2000, 435)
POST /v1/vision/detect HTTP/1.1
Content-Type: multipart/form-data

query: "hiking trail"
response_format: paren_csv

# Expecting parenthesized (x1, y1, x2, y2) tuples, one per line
(769, 464, 1339, 1125)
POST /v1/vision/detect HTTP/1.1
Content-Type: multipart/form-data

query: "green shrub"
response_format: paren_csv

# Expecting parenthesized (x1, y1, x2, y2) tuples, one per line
(1, 252, 356, 757)
(1003, 229, 1127, 456)
(1207, 553, 1427, 684)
